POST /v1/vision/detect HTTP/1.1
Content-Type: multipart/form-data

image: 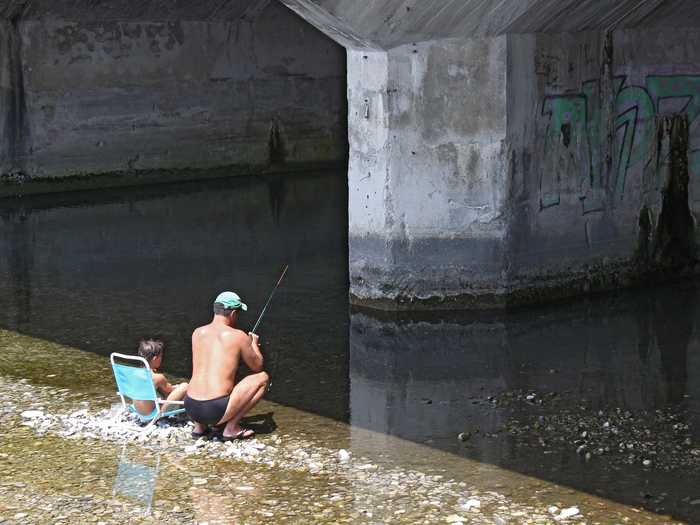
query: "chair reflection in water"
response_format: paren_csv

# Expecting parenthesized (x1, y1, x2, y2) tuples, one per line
(112, 444, 160, 515)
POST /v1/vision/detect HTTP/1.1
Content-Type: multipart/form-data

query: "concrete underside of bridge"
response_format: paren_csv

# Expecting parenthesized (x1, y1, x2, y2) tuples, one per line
(281, 0, 700, 309)
(2, 0, 700, 310)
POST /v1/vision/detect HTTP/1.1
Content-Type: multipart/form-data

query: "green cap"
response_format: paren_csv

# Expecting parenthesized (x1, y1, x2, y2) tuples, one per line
(214, 291, 248, 311)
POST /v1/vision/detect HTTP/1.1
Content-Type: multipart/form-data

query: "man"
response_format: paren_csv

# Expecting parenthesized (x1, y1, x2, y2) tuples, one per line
(184, 291, 268, 440)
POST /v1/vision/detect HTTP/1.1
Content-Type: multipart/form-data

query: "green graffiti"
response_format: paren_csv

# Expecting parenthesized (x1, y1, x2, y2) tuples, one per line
(647, 75, 700, 123)
(647, 75, 700, 182)
(540, 96, 587, 208)
(581, 80, 602, 188)
(540, 74, 700, 210)
(613, 85, 655, 198)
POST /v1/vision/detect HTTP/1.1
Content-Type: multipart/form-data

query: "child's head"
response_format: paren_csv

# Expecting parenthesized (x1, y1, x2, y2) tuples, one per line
(138, 339, 164, 368)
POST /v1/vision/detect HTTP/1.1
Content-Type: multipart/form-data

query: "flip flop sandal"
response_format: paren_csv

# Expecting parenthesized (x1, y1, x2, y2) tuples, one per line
(220, 429, 255, 441)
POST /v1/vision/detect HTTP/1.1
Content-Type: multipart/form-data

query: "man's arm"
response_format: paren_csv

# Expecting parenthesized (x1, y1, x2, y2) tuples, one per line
(240, 332, 264, 372)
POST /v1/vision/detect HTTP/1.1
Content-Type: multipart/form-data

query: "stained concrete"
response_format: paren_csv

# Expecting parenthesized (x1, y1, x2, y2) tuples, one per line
(346, 38, 509, 308)
(506, 27, 700, 307)
(278, 0, 700, 50)
(275, 0, 700, 309)
(0, 0, 347, 191)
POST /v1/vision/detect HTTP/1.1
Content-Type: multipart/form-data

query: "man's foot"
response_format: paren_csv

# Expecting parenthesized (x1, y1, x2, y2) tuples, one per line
(191, 422, 208, 439)
(210, 424, 226, 435)
(220, 428, 255, 441)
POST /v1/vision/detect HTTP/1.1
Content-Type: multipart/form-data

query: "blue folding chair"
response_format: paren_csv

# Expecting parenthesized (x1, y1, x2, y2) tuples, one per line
(110, 352, 185, 427)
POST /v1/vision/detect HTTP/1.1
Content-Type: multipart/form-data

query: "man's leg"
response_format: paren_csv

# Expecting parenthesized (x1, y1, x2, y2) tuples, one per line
(216, 372, 269, 438)
(192, 421, 208, 435)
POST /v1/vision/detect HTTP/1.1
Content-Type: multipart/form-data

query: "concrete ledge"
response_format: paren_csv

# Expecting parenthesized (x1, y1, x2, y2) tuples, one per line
(349, 234, 508, 310)
(0, 160, 345, 198)
(350, 255, 700, 311)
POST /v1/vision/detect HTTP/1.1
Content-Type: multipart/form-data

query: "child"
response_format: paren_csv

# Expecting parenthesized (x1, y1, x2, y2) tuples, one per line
(133, 339, 189, 417)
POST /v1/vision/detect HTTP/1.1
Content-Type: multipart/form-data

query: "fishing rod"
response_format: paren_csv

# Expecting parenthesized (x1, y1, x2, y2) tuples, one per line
(250, 265, 288, 394)
(251, 264, 288, 334)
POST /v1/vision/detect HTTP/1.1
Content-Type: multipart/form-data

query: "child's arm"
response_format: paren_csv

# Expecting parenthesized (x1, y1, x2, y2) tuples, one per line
(153, 373, 175, 397)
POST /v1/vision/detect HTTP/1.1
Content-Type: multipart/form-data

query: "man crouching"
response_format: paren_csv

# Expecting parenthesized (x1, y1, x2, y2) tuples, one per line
(184, 291, 268, 440)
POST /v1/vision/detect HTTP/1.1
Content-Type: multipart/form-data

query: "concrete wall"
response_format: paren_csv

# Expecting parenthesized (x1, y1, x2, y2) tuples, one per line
(0, 0, 347, 188)
(347, 37, 509, 308)
(507, 27, 700, 301)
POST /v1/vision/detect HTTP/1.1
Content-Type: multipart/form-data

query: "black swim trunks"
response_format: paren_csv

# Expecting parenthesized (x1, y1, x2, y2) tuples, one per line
(184, 394, 230, 425)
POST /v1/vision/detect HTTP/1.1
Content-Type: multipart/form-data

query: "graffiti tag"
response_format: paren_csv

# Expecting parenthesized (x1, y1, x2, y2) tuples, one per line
(540, 75, 700, 211)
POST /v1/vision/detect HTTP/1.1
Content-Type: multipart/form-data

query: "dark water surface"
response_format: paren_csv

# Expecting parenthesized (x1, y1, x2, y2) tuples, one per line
(0, 172, 350, 421)
(1, 171, 699, 522)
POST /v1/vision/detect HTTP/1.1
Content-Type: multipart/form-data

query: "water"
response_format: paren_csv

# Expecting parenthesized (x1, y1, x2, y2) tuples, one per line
(349, 288, 700, 520)
(0, 172, 350, 420)
(0, 170, 698, 523)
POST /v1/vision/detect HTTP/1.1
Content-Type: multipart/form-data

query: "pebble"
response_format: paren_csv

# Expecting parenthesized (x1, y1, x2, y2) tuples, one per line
(20, 410, 43, 419)
(492, 389, 700, 473)
(556, 507, 580, 520)
(461, 499, 481, 511)
(338, 449, 350, 462)
(445, 514, 467, 523)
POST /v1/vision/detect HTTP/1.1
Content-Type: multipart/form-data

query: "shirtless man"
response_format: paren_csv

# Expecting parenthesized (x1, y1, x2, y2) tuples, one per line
(184, 291, 269, 440)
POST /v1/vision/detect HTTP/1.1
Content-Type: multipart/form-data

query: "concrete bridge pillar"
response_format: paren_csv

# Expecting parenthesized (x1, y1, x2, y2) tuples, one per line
(344, 39, 508, 308)
(281, 0, 512, 308)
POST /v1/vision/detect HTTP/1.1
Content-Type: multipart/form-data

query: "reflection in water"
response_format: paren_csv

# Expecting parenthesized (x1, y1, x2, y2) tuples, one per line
(112, 445, 159, 515)
(349, 284, 700, 521)
(4, 207, 32, 327)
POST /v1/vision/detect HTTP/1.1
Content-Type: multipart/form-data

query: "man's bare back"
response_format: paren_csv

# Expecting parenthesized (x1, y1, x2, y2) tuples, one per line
(184, 291, 268, 440)
(188, 322, 262, 399)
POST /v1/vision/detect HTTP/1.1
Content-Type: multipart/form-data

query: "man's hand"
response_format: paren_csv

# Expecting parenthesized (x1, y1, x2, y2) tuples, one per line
(243, 332, 264, 372)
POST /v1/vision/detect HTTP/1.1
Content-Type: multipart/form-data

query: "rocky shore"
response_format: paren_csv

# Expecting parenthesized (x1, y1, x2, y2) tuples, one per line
(0, 372, 688, 524)
(0, 376, 609, 525)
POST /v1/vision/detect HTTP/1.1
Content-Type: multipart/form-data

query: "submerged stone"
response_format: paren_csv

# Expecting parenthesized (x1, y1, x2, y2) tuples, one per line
(20, 410, 44, 419)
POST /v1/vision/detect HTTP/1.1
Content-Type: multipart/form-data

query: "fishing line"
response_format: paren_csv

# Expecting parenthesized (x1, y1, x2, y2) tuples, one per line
(251, 264, 288, 334)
